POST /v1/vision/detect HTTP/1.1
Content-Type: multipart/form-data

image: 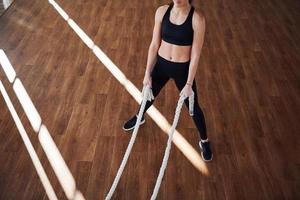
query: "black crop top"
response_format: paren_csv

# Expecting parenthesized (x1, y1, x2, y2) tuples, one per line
(161, 3, 194, 46)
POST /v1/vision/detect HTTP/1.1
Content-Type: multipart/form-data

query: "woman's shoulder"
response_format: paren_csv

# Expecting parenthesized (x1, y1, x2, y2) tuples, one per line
(156, 4, 169, 13)
(154, 5, 170, 22)
(192, 8, 206, 27)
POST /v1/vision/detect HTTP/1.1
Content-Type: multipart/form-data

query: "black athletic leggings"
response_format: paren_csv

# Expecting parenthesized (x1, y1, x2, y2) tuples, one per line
(137, 53, 208, 140)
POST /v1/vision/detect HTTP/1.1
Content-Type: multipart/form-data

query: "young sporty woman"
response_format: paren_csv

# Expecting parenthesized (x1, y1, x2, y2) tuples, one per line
(123, 0, 213, 161)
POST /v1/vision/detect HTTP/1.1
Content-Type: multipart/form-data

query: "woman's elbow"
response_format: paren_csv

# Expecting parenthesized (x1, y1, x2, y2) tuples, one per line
(149, 40, 160, 52)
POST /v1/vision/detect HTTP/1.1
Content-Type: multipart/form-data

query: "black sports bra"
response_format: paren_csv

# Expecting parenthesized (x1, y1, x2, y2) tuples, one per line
(161, 3, 194, 46)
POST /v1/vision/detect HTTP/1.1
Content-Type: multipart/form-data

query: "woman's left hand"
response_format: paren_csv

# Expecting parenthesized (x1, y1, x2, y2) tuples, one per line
(180, 84, 193, 98)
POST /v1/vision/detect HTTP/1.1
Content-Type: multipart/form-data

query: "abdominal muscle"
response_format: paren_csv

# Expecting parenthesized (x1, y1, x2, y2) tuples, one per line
(158, 39, 192, 63)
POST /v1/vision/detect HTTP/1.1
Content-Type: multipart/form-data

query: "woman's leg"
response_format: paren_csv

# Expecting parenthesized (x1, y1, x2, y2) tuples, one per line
(136, 61, 170, 116)
(174, 79, 208, 140)
(174, 76, 213, 161)
(123, 58, 170, 131)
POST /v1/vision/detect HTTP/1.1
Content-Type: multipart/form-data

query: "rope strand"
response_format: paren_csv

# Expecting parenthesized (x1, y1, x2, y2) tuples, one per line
(105, 86, 154, 200)
(151, 92, 194, 199)
(106, 86, 194, 200)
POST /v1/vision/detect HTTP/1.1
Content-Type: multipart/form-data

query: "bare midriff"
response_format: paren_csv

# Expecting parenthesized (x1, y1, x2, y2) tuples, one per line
(158, 39, 192, 63)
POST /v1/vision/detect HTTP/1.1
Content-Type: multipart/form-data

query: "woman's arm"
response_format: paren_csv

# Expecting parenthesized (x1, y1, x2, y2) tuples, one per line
(144, 6, 167, 76)
(186, 11, 206, 86)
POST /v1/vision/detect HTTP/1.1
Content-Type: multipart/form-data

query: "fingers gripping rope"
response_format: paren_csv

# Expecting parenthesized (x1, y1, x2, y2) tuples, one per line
(105, 85, 154, 200)
(151, 91, 194, 200)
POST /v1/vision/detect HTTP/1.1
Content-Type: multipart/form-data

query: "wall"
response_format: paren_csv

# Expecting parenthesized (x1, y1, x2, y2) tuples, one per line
(3, 0, 13, 9)
(0, 0, 13, 15)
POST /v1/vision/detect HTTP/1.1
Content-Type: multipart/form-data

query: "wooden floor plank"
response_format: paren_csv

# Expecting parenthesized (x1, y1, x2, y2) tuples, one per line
(0, 0, 300, 199)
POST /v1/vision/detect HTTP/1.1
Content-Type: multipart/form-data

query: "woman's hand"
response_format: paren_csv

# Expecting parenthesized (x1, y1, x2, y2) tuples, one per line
(143, 72, 152, 88)
(180, 84, 193, 97)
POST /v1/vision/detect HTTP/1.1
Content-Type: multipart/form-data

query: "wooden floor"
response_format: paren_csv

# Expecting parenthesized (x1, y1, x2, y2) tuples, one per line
(0, 0, 300, 199)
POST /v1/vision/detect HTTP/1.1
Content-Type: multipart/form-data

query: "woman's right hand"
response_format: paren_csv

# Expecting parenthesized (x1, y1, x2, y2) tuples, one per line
(143, 72, 152, 88)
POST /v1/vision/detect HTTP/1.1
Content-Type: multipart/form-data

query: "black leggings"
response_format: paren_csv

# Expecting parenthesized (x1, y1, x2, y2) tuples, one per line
(137, 54, 208, 140)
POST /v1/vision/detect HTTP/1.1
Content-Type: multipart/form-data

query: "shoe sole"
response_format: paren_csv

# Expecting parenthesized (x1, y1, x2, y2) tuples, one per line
(201, 152, 213, 162)
(199, 142, 213, 162)
(122, 119, 146, 131)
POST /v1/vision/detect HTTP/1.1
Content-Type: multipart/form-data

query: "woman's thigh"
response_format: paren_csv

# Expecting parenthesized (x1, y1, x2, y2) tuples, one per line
(150, 62, 170, 97)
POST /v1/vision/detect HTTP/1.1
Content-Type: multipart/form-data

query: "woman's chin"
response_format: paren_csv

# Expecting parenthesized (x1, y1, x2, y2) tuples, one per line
(173, 0, 187, 6)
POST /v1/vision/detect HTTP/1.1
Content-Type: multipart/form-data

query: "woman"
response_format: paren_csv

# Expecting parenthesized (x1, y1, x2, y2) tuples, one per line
(123, 0, 213, 161)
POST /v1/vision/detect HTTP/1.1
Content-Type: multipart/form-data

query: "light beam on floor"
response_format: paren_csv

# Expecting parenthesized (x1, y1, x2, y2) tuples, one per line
(0, 50, 85, 200)
(0, 49, 16, 83)
(0, 81, 58, 200)
(39, 125, 77, 199)
(13, 78, 42, 132)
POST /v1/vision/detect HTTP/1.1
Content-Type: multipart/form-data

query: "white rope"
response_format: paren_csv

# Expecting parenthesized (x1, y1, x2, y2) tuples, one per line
(105, 85, 154, 200)
(151, 91, 194, 200)
(189, 92, 194, 116)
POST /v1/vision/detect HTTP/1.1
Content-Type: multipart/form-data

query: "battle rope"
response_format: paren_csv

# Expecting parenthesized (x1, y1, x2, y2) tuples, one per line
(151, 91, 194, 200)
(105, 85, 154, 200)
